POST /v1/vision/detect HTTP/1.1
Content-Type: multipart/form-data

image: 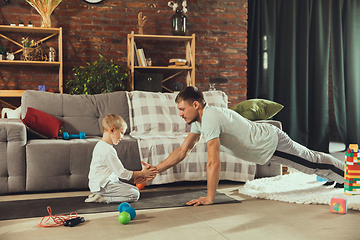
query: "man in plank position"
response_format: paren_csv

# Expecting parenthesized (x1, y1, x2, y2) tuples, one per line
(135, 86, 344, 206)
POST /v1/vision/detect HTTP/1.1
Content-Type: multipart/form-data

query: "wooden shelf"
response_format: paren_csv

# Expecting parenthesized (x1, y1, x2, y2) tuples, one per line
(0, 90, 26, 97)
(0, 25, 60, 34)
(0, 60, 60, 67)
(134, 66, 193, 70)
(131, 33, 194, 41)
(0, 25, 63, 98)
(127, 31, 195, 92)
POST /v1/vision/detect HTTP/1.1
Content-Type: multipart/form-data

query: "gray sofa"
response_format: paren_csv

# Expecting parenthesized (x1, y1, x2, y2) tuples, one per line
(0, 90, 281, 195)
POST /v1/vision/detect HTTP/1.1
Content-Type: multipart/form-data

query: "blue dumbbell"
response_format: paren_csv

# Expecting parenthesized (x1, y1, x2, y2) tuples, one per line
(63, 132, 86, 140)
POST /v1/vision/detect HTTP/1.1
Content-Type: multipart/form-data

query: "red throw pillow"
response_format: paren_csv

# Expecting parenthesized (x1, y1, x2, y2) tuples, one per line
(22, 107, 65, 139)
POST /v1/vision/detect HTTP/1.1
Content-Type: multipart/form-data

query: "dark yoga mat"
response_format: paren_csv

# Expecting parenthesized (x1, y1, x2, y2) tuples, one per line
(0, 189, 240, 221)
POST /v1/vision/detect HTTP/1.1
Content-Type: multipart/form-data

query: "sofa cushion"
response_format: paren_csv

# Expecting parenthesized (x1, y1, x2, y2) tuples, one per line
(0, 119, 26, 194)
(21, 90, 131, 137)
(61, 94, 101, 136)
(22, 107, 65, 139)
(93, 91, 131, 134)
(25, 136, 140, 192)
(26, 138, 97, 192)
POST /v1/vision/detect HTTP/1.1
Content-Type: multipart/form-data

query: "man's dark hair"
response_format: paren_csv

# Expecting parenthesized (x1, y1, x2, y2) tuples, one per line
(175, 86, 205, 106)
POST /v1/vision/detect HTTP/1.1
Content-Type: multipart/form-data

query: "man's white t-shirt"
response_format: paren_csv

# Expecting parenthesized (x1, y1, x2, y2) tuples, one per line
(88, 140, 133, 192)
(190, 104, 278, 165)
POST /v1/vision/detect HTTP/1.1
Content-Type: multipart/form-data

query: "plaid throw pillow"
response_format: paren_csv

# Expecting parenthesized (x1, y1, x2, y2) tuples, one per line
(127, 90, 228, 135)
(203, 90, 228, 108)
(128, 91, 188, 134)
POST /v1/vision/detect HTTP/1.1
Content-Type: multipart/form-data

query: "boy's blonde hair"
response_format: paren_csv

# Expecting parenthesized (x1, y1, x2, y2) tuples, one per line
(102, 114, 127, 133)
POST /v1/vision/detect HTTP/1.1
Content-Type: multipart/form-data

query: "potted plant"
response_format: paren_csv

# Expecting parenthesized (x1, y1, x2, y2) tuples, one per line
(0, 44, 7, 60)
(66, 54, 128, 95)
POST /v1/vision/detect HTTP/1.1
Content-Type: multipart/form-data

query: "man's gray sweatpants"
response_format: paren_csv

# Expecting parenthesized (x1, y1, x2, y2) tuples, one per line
(268, 127, 345, 183)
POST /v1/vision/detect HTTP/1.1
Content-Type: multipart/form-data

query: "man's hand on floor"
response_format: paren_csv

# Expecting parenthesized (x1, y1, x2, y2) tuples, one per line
(186, 196, 213, 206)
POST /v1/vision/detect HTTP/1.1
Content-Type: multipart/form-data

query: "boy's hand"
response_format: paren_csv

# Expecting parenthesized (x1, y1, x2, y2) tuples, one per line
(134, 176, 145, 184)
(134, 176, 150, 184)
(140, 161, 158, 178)
(141, 165, 157, 178)
(134, 161, 158, 184)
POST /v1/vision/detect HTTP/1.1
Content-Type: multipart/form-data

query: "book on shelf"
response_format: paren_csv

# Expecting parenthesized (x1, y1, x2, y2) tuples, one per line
(134, 42, 140, 66)
(169, 58, 187, 66)
(138, 49, 147, 67)
(137, 49, 144, 66)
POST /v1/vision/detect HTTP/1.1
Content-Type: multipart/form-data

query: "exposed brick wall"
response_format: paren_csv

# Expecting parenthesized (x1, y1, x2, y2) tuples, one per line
(0, 0, 248, 111)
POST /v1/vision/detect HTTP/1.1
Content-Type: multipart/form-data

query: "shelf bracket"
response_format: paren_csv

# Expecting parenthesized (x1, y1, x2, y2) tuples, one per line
(162, 70, 184, 83)
(162, 85, 173, 93)
(0, 98, 17, 109)
(0, 33, 22, 47)
(13, 32, 59, 55)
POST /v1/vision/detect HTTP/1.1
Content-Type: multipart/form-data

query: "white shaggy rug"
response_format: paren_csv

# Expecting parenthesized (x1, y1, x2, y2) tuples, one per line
(239, 171, 360, 211)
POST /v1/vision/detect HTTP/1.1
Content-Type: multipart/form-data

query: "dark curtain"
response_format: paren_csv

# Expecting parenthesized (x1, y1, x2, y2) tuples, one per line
(331, 0, 360, 147)
(248, 0, 331, 152)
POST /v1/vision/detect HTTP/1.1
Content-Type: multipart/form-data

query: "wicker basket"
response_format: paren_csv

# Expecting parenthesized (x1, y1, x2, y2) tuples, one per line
(21, 46, 45, 61)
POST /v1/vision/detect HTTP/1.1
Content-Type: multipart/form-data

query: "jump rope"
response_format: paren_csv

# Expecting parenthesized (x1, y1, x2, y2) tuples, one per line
(38, 206, 85, 227)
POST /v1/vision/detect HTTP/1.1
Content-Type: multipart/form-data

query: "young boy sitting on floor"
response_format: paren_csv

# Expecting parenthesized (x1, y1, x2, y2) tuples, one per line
(85, 114, 157, 203)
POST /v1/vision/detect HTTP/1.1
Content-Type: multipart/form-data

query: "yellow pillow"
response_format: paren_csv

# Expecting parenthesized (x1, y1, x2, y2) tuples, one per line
(231, 99, 284, 121)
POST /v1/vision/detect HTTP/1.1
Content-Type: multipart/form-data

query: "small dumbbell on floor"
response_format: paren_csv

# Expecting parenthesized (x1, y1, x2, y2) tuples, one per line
(63, 132, 86, 140)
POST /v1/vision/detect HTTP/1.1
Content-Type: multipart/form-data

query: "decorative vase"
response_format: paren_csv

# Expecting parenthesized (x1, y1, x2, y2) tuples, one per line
(41, 15, 51, 28)
(172, 9, 186, 36)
